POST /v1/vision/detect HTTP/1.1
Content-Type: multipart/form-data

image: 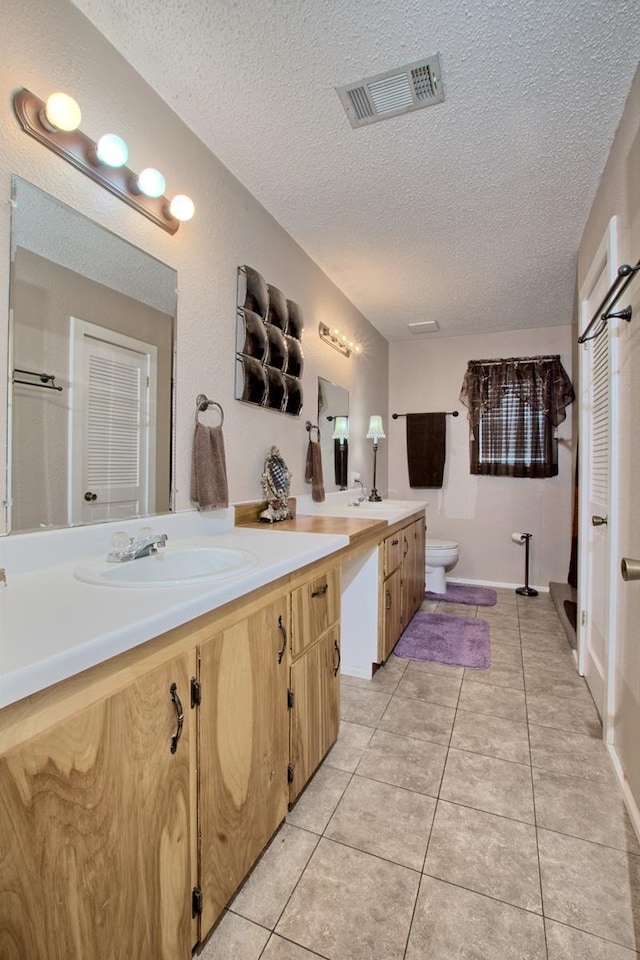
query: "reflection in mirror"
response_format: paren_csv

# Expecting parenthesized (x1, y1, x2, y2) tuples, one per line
(7, 177, 177, 534)
(317, 377, 349, 492)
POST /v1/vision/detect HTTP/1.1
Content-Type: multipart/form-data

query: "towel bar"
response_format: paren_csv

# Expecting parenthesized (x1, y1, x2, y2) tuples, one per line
(392, 411, 459, 419)
(195, 394, 224, 426)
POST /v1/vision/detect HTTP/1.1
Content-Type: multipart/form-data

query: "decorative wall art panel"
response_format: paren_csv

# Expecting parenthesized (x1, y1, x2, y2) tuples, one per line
(235, 265, 304, 415)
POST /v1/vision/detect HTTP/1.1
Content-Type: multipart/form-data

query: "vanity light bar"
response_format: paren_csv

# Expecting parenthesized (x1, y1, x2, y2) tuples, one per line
(318, 322, 361, 359)
(12, 89, 193, 235)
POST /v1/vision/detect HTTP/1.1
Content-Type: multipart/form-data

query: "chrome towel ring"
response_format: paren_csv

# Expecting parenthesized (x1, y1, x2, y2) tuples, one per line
(195, 394, 224, 426)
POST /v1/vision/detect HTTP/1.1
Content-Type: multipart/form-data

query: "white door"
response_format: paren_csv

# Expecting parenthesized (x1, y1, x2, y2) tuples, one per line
(578, 218, 618, 718)
(69, 319, 157, 524)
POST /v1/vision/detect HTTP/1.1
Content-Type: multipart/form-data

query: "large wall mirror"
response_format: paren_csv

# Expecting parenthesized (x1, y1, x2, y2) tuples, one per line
(317, 377, 349, 492)
(6, 177, 177, 534)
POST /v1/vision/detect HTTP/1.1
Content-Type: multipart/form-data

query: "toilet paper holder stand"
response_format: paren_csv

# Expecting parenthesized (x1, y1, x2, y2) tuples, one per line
(514, 533, 538, 598)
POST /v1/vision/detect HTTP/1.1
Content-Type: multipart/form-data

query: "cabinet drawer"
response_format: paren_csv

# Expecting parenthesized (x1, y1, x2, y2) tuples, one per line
(383, 532, 403, 576)
(290, 566, 340, 659)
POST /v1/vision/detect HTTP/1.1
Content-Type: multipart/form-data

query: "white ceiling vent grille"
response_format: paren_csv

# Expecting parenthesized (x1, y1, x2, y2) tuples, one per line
(408, 320, 439, 335)
(337, 55, 444, 129)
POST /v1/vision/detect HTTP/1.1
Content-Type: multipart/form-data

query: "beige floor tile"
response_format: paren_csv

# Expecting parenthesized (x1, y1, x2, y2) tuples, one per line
(525, 665, 593, 701)
(323, 721, 375, 773)
(326, 774, 436, 870)
(405, 875, 546, 960)
(538, 829, 640, 950)
(440, 747, 535, 822)
(355, 728, 447, 797)
(464, 660, 524, 690)
(230, 824, 319, 929)
(458, 678, 527, 722)
(198, 911, 270, 960)
(276, 838, 420, 960)
(489, 640, 524, 665)
(529, 724, 615, 783)
(378, 695, 455, 745)
(522, 648, 579, 672)
(424, 801, 542, 912)
(401, 657, 465, 681)
(261, 935, 325, 959)
(339, 684, 391, 725)
(486, 624, 522, 644)
(287, 765, 351, 834)
(533, 769, 640, 854)
(395, 670, 462, 707)
(341, 656, 408, 694)
(545, 919, 640, 959)
(451, 709, 530, 764)
(526, 691, 602, 738)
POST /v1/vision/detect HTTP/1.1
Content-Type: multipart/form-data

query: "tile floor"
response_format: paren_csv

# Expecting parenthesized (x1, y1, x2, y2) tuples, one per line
(199, 589, 640, 960)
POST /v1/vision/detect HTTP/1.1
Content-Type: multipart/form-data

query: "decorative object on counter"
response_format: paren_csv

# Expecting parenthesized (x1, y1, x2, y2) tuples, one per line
(259, 446, 293, 522)
(425, 583, 497, 606)
(395, 611, 490, 669)
(236, 265, 304, 416)
(318, 322, 361, 358)
(12, 88, 194, 234)
(304, 422, 325, 503)
(330, 415, 349, 489)
(366, 415, 385, 501)
(513, 531, 538, 597)
(191, 395, 228, 510)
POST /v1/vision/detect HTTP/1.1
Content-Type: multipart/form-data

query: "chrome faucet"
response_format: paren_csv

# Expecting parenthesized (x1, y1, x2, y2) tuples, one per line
(349, 479, 368, 506)
(106, 529, 168, 563)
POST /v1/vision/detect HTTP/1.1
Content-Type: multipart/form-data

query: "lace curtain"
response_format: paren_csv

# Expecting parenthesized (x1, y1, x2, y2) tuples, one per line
(459, 355, 575, 478)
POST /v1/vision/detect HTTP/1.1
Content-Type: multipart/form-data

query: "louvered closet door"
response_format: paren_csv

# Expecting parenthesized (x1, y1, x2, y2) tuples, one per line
(70, 318, 157, 525)
(582, 266, 611, 715)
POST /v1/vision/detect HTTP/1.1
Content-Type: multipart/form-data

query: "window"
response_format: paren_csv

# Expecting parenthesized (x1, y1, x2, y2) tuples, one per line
(459, 356, 575, 479)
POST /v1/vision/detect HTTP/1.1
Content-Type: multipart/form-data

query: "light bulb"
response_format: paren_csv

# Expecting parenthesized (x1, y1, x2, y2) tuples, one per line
(137, 167, 166, 198)
(96, 133, 128, 167)
(43, 92, 81, 131)
(168, 194, 195, 222)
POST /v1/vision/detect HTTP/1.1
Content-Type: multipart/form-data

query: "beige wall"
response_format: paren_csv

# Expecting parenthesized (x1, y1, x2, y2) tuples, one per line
(0, 0, 388, 535)
(578, 67, 640, 811)
(389, 325, 575, 587)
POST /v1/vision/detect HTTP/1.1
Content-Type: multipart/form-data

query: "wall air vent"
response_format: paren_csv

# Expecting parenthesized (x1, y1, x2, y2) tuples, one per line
(336, 55, 444, 129)
(408, 321, 439, 334)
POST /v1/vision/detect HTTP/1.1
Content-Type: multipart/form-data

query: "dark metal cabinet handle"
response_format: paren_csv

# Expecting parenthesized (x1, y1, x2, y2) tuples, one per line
(333, 639, 341, 676)
(169, 683, 184, 754)
(391, 539, 399, 546)
(311, 583, 329, 598)
(386, 589, 392, 610)
(277, 615, 287, 663)
(403, 536, 409, 557)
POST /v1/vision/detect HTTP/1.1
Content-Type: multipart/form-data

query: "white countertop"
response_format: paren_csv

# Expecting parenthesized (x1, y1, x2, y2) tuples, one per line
(0, 512, 348, 709)
(296, 493, 428, 525)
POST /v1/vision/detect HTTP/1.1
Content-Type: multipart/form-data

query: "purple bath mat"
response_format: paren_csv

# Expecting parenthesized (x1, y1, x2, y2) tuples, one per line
(425, 583, 497, 606)
(395, 612, 490, 669)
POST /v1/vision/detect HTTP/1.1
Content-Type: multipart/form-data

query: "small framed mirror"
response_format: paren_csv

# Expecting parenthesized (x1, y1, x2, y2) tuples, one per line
(259, 446, 293, 522)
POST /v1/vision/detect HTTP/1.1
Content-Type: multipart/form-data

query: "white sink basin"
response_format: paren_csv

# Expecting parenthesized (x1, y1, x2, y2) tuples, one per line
(74, 546, 259, 588)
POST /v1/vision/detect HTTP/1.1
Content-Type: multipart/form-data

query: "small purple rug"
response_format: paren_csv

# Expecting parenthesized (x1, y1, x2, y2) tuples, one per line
(425, 583, 497, 606)
(395, 612, 490, 669)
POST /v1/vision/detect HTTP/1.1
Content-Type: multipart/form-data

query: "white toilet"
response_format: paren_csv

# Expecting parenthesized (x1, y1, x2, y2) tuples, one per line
(425, 539, 460, 594)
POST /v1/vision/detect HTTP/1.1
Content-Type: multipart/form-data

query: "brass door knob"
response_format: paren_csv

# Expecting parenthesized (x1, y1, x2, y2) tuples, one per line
(621, 558, 640, 582)
(591, 515, 608, 526)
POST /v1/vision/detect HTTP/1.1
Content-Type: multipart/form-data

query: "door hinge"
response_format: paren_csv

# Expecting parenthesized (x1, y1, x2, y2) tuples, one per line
(190, 677, 201, 708)
(192, 886, 203, 918)
(287, 688, 295, 709)
(287, 764, 294, 784)
(581, 610, 587, 627)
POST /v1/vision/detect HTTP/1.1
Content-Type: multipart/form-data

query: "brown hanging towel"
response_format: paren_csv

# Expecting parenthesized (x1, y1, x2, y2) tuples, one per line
(305, 437, 325, 502)
(406, 412, 446, 488)
(191, 422, 229, 509)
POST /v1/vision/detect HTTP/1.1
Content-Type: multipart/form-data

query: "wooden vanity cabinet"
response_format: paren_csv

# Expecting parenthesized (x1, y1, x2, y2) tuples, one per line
(0, 652, 194, 960)
(197, 594, 290, 935)
(379, 515, 426, 662)
(288, 562, 341, 803)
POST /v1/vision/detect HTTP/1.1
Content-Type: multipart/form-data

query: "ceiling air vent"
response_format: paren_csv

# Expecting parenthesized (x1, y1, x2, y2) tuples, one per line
(408, 321, 439, 334)
(337, 55, 444, 129)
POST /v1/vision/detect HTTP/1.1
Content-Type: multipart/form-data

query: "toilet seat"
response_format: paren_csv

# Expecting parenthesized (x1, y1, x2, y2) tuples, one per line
(427, 539, 458, 551)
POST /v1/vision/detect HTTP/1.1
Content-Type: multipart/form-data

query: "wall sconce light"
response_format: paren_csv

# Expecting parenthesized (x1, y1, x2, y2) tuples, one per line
(13, 88, 194, 235)
(318, 322, 361, 358)
(366, 415, 385, 502)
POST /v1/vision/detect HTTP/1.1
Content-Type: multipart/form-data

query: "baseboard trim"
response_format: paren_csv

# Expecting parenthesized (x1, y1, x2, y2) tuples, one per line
(606, 742, 640, 845)
(447, 576, 549, 594)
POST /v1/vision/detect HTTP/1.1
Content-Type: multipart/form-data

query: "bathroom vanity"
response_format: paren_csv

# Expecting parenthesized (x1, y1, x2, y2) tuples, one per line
(0, 501, 425, 958)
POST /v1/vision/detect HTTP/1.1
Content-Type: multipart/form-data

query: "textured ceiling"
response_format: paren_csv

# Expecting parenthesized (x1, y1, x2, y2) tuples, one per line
(71, 0, 639, 341)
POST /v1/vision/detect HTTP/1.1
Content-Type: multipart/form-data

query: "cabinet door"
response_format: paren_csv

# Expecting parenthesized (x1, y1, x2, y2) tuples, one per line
(289, 627, 341, 802)
(383, 532, 403, 576)
(290, 566, 340, 658)
(383, 567, 403, 661)
(0, 654, 193, 960)
(198, 597, 289, 936)
(413, 518, 426, 612)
